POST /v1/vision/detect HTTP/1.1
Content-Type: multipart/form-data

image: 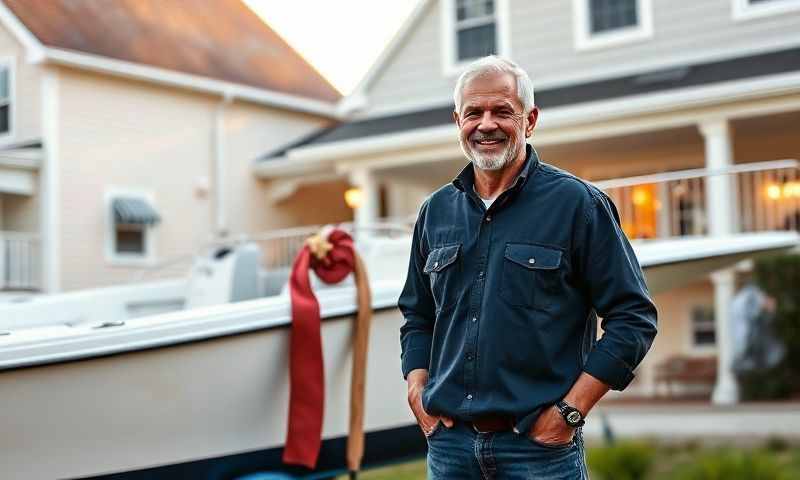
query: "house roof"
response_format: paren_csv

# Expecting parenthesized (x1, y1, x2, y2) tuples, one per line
(258, 45, 800, 161)
(3, 0, 341, 103)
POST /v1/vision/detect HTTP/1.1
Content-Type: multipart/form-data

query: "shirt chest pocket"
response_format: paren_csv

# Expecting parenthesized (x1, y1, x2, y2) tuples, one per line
(500, 243, 563, 310)
(423, 244, 461, 313)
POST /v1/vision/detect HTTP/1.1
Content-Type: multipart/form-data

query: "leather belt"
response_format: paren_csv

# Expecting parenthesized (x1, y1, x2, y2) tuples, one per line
(467, 415, 515, 433)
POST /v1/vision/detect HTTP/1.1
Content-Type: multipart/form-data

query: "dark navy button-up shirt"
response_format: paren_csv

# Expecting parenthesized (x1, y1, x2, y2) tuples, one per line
(398, 144, 658, 435)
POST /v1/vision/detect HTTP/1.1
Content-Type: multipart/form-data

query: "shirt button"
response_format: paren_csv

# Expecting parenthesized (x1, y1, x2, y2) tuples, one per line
(485, 215, 492, 223)
(466, 354, 473, 361)
(528, 258, 536, 264)
(466, 394, 473, 400)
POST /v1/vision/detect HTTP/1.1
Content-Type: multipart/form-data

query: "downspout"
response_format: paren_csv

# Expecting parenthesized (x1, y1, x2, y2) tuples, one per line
(213, 90, 234, 241)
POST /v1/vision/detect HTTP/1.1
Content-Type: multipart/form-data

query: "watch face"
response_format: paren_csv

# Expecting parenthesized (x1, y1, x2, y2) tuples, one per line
(566, 410, 582, 425)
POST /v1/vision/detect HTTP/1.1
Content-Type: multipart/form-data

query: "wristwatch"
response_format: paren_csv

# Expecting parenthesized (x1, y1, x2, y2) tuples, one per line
(555, 400, 585, 428)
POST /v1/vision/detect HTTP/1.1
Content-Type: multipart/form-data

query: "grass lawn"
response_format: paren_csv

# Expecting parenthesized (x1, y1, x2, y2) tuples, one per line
(338, 439, 800, 480)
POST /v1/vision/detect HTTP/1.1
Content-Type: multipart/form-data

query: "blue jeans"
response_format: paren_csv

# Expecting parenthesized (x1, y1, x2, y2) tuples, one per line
(426, 421, 589, 479)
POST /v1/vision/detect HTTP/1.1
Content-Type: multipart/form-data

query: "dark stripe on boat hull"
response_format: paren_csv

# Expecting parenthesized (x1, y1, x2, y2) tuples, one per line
(73, 423, 425, 480)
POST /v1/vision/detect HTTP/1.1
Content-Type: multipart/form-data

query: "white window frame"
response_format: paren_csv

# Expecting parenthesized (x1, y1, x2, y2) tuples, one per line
(688, 305, 717, 354)
(441, 0, 511, 77)
(104, 187, 158, 267)
(573, 0, 654, 52)
(0, 56, 16, 143)
(732, 0, 800, 21)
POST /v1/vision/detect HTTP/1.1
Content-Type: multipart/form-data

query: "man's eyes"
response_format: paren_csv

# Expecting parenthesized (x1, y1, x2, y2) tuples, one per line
(464, 110, 514, 118)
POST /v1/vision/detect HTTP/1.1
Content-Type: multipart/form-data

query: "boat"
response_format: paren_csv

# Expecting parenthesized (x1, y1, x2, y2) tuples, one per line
(1, 216, 797, 479)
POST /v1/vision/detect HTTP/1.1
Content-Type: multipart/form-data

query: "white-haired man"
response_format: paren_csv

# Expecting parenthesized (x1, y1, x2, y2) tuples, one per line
(399, 56, 658, 479)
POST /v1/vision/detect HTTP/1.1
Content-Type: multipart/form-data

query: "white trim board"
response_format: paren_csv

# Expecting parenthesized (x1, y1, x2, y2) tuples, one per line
(254, 70, 800, 177)
(0, 1, 45, 63)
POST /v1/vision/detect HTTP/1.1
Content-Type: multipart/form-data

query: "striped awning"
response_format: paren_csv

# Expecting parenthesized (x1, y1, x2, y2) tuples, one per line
(112, 197, 161, 225)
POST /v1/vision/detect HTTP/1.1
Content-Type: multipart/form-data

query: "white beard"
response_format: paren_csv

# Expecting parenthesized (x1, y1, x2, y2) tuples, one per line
(459, 134, 521, 171)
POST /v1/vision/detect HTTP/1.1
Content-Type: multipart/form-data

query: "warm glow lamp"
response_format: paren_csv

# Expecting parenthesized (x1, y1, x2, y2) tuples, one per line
(345, 187, 363, 209)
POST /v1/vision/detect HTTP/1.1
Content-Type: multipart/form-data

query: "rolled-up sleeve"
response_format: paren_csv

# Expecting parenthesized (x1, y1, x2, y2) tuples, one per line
(577, 192, 658, 390)
(398, 200, 436, 379)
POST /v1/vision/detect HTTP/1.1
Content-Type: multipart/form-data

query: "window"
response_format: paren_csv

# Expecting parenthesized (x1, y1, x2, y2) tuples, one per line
(0, 63, 12, 136)
(105, 190, 160, 265)
(573, 0, 653, 51)
(456, 0, 496, 61)
(691, 306, 716, 348)
(441, 0, 510, 75)
(732, 0, 800, 20)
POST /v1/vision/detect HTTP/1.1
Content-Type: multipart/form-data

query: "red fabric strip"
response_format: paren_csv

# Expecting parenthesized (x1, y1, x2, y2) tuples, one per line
(283, 229, 356, 469)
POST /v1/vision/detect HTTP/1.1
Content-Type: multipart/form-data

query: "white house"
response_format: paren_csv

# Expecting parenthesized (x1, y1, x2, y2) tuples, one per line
(254, 0, 800, 403)
(0, 0, 352, 294)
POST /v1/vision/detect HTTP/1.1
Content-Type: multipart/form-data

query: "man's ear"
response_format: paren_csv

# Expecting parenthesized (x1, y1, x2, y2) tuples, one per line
(452, 110, 460, 127)
(525, 106, 539, 138)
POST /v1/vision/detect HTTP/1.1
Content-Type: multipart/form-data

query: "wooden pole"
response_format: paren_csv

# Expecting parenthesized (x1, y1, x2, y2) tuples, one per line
(347, 251, 372, 478)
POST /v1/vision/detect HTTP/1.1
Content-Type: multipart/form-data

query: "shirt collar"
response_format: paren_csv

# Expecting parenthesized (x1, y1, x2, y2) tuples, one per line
(452, 143, 539, 193)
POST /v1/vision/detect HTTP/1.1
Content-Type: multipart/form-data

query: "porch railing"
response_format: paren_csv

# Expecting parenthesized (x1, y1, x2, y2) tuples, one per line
(0, 231, 40, 291)
(593, 159, 800, 240)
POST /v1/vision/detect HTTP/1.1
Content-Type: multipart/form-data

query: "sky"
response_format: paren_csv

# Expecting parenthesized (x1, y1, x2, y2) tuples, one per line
(243, 0, 422, 95)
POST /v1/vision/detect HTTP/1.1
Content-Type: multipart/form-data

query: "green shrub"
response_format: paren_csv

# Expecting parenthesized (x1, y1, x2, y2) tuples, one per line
(673, 450, 788, 480)
(587, 440, 655, 480)
(764, 435, 791, 453)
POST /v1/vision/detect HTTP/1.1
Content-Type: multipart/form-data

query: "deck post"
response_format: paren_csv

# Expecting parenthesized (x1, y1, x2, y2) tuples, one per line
(349, 168, 379, 236)
(700, 118, 739, 405)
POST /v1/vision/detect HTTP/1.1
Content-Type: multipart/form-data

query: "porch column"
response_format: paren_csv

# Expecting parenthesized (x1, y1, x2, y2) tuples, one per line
(700, 119, 738, 236)
(699, 118, 739, 404)
(349, 168, 380, 234)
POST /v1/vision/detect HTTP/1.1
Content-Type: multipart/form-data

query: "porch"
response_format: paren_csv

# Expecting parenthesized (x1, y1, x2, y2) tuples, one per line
(0, 141, 44, 293)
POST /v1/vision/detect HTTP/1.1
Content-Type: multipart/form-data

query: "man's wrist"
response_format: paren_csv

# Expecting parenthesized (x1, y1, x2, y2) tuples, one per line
(561, 394, 590, 418)
(406, 368, 429, 390)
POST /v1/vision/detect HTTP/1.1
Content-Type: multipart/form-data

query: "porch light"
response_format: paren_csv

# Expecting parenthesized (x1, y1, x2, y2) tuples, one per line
(344, 187, 363, 209)
(767, 184, 782, 200)
(632, 186, 651, 206)
(766, 182, 800, 200)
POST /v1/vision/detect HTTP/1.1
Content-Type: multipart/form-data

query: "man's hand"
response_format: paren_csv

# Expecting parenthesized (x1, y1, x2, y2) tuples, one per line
(528, 404, 574, 445)
(407, 369, 454, 436)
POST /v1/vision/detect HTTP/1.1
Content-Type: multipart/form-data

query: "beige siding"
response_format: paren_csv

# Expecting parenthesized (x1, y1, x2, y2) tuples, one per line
(364, 0, 800, 116)
(221, 102, 347, 235)
(0, 20, 41, 144)
(56, 67, 334, 291)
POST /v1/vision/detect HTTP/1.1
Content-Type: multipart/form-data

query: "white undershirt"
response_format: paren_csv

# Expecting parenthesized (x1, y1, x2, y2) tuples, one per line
(480, 195, 496, 209)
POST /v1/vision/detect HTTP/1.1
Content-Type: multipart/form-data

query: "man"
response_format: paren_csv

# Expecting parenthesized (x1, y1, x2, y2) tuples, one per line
(398, 56, 658, 479)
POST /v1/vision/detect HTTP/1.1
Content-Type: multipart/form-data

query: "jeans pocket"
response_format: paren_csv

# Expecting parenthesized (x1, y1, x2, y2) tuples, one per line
(425, 419, 444, 440)
(524, 432, 575, 451)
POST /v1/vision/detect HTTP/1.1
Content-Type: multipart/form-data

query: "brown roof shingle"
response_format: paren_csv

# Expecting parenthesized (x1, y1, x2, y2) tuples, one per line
(4, 0, 341, 103)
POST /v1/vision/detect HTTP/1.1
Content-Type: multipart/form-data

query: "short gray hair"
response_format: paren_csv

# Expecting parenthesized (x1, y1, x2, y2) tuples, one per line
(453, 56, 535, 114)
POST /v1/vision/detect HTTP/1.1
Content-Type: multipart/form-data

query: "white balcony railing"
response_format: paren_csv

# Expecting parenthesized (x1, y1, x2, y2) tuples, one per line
(0, 231, 40, 291)
(594, 160, 800, 240)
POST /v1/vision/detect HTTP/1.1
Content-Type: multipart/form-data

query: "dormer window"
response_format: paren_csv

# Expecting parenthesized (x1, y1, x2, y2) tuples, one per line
(442, 0, 510, 75)
(573, 0, 653, 51)
(455, 0, 497, 61)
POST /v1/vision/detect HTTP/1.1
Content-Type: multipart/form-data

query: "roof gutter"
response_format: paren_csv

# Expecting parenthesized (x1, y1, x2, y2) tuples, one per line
(41, 48, 342, 119)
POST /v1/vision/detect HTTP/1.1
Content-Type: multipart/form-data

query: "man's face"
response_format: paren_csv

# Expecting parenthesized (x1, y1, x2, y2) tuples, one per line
(453, 72, 538, 171)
